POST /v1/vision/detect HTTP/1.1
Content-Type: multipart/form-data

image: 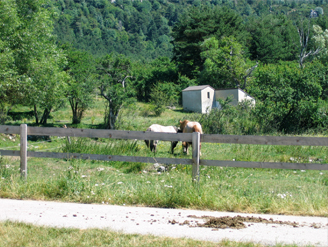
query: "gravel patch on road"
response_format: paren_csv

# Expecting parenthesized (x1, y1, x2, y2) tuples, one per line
(0, 199, 327, 246)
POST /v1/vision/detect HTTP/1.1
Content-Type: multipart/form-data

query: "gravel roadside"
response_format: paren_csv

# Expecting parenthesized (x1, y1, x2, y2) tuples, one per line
(0, 199, 327, 246)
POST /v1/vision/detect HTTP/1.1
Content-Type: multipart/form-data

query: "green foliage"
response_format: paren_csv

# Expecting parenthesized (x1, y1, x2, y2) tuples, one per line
(250, 62, 324, 133)
(0, 0, 69, 125)
(171, 6, 248, 79)
(200, 36, 257, 89)
(64, 46, 96, 124)
(313, 24, 328, 59)
(52, 0, 177, 60)
(42, 0, 328, 65)
(150, 82, 178, 116)
(296, 17, 322, 68)
(315, 7, 324, 15)
(132, 57, 178, 102)
(199, 96, 235, 134)
(176, 75, 197, 97)
(247, 15, 300, 64)
(1, 100, 328, 216)
(2, 0, 328, 136)
(198, 97, 259, 135)
(97, 53, 135, 129)
(0, 1, 17, 106)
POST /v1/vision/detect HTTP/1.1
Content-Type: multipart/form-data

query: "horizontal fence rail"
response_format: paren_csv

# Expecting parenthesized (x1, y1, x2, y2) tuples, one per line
(202, 134, 328, 146)
(200, 160, 327, 171)
(0, 125, 192, 142)
(0, 125, 20, 135)
(0, 125, 327, 180)
(3, 124, 328, 146)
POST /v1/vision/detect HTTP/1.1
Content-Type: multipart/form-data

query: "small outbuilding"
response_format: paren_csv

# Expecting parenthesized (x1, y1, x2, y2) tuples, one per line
(182, 85, 215, 114)
(214, 88, 255, 109)
(182, 86, 255, 113)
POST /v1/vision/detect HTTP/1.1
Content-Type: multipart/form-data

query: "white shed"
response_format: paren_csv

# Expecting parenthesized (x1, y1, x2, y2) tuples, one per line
(214, 88, 255, 109)
(182, 86, 255, 113)
(182, 85, 215, 114)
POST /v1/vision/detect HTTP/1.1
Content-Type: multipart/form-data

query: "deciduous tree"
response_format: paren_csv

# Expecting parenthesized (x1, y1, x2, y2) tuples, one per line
(199, 36, 257, 89)
(250, 62, 322, 133)
(64, 46, 96, 124)
(0, 0, 69, 125)
(297, 19, 321, 68)
(97, 53, 135, 129)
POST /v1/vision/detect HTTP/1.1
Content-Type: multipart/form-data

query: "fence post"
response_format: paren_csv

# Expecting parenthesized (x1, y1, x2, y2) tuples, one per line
(20, 124, 27, 179)
(192, 131, 200, 183)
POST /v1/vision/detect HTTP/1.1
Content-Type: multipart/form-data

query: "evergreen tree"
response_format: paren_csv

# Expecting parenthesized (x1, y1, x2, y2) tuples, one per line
(171, 6, 248, 79)
(247, 15, 299, 64)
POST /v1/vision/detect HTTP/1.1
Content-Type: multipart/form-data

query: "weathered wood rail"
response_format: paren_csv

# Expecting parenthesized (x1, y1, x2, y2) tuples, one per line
(0, 124, 327, 181)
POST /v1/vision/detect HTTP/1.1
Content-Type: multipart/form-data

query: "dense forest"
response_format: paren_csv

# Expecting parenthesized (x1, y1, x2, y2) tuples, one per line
(52, 0, 328, 60)
(1, 0, 328, 134)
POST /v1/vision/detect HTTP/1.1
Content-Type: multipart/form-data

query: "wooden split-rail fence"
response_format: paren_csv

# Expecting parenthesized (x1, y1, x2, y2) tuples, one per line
(0, 124, 328, 181)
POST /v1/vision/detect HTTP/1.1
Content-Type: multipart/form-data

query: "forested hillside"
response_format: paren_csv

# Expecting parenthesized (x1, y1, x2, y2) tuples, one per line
(51, 0, 328, 60)
(53, 0, 181, 59)
(2, 0, 328, 134)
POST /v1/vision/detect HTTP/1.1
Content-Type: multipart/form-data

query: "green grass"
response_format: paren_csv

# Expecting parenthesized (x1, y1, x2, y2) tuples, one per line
(0, 221, 306, 247)
(0, 143, 327, 216)
(1, 101, 327, 247)
(0, 101, 327, 217)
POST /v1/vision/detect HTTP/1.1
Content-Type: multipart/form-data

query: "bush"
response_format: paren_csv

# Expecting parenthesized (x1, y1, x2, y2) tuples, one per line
(198, 97, 260, 135)
(150, 83, 179, 117)
(249, 62, 324, 134)
(198, 96, 235, 134)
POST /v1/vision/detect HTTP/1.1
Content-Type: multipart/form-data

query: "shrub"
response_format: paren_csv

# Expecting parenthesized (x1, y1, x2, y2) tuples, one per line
(198, 97, 261, 135)
(150, 83, 179, 117)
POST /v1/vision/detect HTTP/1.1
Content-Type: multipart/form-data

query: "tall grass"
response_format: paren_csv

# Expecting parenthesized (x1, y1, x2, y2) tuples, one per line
(62, 138, 140, 155)
(0, 102, 327, 216)
(0, 142, 327, 216)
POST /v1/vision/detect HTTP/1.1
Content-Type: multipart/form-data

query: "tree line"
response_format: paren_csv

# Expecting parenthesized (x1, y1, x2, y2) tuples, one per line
(1, 0, 328, 134)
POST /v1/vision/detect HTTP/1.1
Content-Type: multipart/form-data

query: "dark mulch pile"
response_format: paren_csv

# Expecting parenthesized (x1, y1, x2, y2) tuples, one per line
(169, 215, 303, 229)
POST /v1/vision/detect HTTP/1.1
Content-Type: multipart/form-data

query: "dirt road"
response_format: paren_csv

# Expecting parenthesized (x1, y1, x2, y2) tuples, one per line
(0, 199, 327, 246)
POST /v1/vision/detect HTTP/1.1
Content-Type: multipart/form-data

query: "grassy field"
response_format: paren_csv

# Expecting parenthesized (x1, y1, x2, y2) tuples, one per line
(0, 100, 327, 246)
(0, 221, 304, 247)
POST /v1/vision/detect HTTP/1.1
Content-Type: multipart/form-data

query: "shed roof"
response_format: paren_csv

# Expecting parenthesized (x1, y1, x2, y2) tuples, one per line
(182, 85, 214, 92)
